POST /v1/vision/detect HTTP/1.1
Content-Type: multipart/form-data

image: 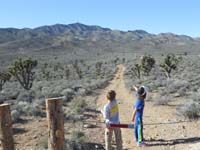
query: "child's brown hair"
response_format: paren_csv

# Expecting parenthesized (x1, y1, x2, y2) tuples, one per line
(107, 90, 116, 101)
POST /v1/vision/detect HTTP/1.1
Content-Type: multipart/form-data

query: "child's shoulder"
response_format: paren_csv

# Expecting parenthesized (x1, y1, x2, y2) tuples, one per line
(104, 102, 110, 108)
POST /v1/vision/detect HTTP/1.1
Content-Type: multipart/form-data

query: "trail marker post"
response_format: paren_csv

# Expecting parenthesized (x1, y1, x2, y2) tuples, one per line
(46, 98, 64, 150)
(0, 104, 14, 150)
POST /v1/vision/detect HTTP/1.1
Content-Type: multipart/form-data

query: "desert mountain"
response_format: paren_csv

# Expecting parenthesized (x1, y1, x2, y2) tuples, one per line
(0, 23, 199, 54)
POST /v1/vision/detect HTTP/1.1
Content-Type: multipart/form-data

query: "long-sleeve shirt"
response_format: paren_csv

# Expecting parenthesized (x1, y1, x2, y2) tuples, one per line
(103, 99, 120, 125)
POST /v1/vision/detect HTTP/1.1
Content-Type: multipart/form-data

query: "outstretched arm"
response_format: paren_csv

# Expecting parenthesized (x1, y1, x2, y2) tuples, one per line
(132, 85, 138, 91)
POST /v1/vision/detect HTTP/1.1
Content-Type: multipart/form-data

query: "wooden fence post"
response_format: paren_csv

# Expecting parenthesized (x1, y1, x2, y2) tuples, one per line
(46, 98, 64, 150)
(0, 104, 14, 150)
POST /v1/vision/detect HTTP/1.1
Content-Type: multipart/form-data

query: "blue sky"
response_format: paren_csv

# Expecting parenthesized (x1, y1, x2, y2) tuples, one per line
(0, 0, 200, 37)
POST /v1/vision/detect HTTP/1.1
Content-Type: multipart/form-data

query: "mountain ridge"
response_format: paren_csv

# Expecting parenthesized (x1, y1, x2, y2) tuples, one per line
(0, 23, 199, 55)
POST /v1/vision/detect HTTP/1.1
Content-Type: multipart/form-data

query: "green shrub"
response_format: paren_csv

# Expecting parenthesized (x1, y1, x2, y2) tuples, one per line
(71, 131, 87, 143)
(177, 101, 200, 119)
(154, 94, 172, 106)
(11, 110, 21, 123)
(38, 136, 48, 149)
(13, 101, 44, 117)
(71, 98, 88, 114)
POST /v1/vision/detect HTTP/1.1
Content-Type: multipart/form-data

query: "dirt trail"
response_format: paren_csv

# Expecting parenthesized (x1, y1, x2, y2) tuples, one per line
(96, 65, 200, 150)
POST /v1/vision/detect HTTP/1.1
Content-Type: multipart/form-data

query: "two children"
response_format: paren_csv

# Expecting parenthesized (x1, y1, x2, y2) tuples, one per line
(102, 86, 147, 149)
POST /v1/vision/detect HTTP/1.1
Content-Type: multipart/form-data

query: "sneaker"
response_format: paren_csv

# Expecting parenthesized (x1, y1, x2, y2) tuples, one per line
(137, 142, 148, 147)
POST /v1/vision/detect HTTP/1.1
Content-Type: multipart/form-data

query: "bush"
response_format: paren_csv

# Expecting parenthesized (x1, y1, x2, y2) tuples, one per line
(0, 88, 20, 100)
(17, 90, 35, 102)
(61, 88, 75, 103)
(177, 86, 188, 97)
(192, 92, 200, 103)
(71, 98, 88, 114)
(71, 131, 87, 143)
(154, 94, 172, 106)
(38, 136, 48, 149)
(177, 101, 200, 119)
(13, 101, 44, 117)
(167, 80, 190, 94)
(11, 110, 21, 123)
(177, 92, 200, 119)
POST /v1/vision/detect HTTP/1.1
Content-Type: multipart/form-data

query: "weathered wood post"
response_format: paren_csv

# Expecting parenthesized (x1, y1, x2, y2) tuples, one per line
(46, 97, 64, 150)
(0, 104, 14, 150)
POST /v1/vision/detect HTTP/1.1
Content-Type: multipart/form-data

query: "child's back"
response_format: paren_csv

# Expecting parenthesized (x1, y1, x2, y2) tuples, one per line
(103, 99, 119, 125)
(102, 90, 122, 150)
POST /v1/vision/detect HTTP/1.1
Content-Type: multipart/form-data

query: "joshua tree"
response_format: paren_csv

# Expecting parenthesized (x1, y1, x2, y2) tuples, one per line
(113, 57, 119, 67)
(95, 62, 102, 78)
(131, 64, 141, 79)
(9, 58, 37, 90)
(160, 53, 180, 78)
(0, 72, 11, 91)
(122, 58, 126, 64)
(141, 54, 155, 76)
(73, 60, 82, 79)
(64, 65, 71, 80)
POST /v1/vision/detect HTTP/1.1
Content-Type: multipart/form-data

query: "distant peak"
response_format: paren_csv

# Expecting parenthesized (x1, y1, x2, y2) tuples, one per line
(128, 29, 149, 35)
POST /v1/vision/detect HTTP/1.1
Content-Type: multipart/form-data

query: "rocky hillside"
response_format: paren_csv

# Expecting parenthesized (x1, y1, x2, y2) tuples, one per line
(0, 23, 200, 55)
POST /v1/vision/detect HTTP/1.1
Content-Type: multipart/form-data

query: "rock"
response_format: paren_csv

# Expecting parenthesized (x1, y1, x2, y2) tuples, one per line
(149, 137, 154, 141)
(182, 125, 185, 129)
(182, 134, 187, 138)
(83, 124, 94, 128)
(33, 135, 38, 139)
(95, 145, 99, 149)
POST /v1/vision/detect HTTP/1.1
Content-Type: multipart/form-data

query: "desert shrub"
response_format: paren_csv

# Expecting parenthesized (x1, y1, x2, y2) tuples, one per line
(146, 82, 157, 92)
(177, 86, 188, 97)
(71, 98, 88, 114)
(38, 136, 48, 149)
(170, 80, 189, 91)
(61, 88, 75, 103)
(154, 94, 172, 106)
(177, 101, 200, 119)
(192, 92, 200, 103)
(33, 98, 46, 107)
(161, 79, 190, 96)
(177, 92, 200, 119)
(71, 131, 88, 143)
(0, 88, 20, 100)
(41, 86, 61, 98)
(13, 101, 44, 117)
(11, 110, 21, 123)
(154, 77, 166, 87)
(16, 90, 35, 102)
